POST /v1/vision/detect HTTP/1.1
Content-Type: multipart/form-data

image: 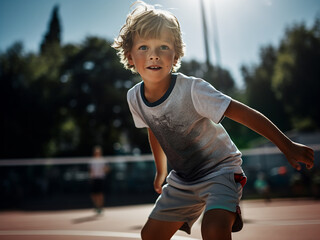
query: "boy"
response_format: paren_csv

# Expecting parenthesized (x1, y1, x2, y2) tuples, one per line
(112, 2, 314, 240)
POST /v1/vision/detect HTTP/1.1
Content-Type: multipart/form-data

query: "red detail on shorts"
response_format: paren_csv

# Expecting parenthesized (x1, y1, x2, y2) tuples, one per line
(236, 205, 241, 214)
(234, 173, 247, 188)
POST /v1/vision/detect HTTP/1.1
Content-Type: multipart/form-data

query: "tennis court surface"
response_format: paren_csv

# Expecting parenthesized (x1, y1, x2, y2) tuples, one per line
(0, 198, 319, 240)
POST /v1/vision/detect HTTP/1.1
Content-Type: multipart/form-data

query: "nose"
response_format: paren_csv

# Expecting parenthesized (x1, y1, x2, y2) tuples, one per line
(149, 48, 160, 61)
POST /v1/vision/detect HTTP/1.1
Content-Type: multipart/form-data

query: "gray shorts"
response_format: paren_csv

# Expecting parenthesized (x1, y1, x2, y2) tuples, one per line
(149, 171, 245, 234)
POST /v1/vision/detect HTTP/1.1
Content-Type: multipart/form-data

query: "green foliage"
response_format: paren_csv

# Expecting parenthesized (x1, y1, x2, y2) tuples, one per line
(242, 45, 291, 133)
(272, 19, 320, 130)
(1, 42, 60, 158)
(0, 36, 149, 158)
(0, 5, 148, 158)
(242, 17, 320, 145)
(56, 36, 139, 156)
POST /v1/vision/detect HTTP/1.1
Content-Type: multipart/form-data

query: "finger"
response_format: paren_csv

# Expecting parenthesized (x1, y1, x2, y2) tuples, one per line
(154, 183, 162, 194)
(298, 157, 314, 167)
(296, 156, 314, 169)
(295, 164, 301, 171)
(155, 187, 162, 194)
(306, 161, 314, 169)
(298, 159, 313, 167)
(289, 159, 301, 171)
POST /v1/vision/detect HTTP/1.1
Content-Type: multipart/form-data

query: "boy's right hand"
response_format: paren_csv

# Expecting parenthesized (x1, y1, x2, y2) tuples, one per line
(154, 172, 167, 194)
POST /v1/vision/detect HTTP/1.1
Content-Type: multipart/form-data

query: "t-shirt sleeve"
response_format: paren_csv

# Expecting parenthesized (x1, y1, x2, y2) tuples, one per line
(191, 78, 232, 124)
(127, 87, 148, 128)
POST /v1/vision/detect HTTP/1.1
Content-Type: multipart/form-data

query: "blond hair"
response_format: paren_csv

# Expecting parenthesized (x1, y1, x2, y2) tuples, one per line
(112, 1, 185, 73)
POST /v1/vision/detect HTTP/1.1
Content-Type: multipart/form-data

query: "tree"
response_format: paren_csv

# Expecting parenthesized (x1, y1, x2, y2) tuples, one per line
(0, 42, 60, 158)
(56, 37, 148, 156)
(40, 5, 61, 55)
(272, 18, 320, 130)
(242, 45, 291, 133)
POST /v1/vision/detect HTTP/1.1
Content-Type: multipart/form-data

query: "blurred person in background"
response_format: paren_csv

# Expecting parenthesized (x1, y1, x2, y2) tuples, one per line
(89, 145, 110, 215)
(254, 172, 271, 202)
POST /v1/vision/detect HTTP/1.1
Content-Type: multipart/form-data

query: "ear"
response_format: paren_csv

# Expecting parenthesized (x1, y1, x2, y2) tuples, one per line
(126, 52, 134, 66)
(173, 56, 178, 66)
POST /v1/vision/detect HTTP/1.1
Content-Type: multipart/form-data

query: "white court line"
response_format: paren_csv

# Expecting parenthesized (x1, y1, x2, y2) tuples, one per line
(0, 230, 199, 240)
(1, 220, 319, 238)
(253, 219, 320, 226)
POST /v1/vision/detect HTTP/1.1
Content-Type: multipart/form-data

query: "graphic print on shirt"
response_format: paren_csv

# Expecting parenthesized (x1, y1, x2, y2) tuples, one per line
(152, 114, 185, 132)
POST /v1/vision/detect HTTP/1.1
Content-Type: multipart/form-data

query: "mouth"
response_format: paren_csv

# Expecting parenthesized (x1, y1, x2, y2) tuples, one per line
(147, 65, 162, 70)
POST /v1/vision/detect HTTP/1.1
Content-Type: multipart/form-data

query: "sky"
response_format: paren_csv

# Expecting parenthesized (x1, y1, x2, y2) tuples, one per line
(0, 0, 319, 88)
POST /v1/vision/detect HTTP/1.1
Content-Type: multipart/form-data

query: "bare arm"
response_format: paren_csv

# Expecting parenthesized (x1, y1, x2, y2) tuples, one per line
(148, 128, 167, 193)
(224, 99, 314, 170)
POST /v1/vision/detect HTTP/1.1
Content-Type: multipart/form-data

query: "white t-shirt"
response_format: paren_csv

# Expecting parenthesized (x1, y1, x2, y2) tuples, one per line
(127, 73, 243, 182)
(90, 158, 106, 179)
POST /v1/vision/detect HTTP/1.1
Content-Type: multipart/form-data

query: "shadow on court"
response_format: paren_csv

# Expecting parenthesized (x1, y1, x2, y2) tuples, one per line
(0, 198, 319, 240)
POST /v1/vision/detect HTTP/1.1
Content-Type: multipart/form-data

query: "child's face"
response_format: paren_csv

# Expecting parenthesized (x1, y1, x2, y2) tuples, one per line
(94, 149, 101, 157)
(127, 28, 177, 83)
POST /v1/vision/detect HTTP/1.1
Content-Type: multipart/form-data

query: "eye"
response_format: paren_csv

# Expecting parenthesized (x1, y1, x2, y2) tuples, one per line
(160, 45, 169, 50)
(138, 45, 147, 50)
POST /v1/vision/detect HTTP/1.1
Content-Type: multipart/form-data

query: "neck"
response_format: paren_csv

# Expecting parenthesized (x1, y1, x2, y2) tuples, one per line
(143, 75, 172, 103)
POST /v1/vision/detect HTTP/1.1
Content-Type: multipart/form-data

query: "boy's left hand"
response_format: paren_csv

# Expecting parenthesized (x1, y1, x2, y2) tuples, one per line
(154, 172, 167, 194)
(284, 142, 314, 171)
